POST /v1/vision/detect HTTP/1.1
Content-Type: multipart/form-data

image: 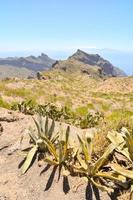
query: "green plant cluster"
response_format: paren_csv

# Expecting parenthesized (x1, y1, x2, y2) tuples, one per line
(11, 100, 37, 115)
(37, 104, 73, 121)
(21, 116, 133, 196)
(79, 110, 104, 129)
(11, 100, 103, 129)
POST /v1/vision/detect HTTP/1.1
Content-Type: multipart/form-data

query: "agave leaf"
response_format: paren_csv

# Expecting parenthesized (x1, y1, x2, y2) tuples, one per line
(131, 183, 133, 192)
(28, 132, 38, 144)
(111, 163, 133, 179)
(107, 130, 132, 162)
(38, 115, 44, 133)
(45, 116, 49, 137)
(92, 143, 115, 175)
(89, 177, 113, 193)
(32, 117, 41, 138)
(65, 126, 70, 145)
(77, 152, 88, 170)
(86, 136, 93, 161)
(77, 135, 90, 162)
(22, 145, 38, 174)
(73, 165, 87, 174)
(72, 147, 78, 158)
(43, 136, 58, 160)
(44, 157, 58, 165)
(48, 119, 55, 140)
(51, 132, 59, 143)
(63, 126, 70, 160)
(95, 172, 126, 182)
(59, 141, 63, 164)
(125, 131, 133, 161)
(107, 131, 125, 148)
(118, 148, 131, 162)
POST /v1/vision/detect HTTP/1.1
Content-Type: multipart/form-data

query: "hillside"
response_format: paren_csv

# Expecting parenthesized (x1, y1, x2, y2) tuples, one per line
(53, 49, 126, 77)
(0, 50, 127, 80)
(0, 70, 133, 200)
(0, 65, 34, 79)
(0, 70, 132, 113)
(0, 53, 56, 79)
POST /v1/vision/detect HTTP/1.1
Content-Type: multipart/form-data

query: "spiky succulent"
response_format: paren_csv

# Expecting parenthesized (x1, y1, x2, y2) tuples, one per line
(21, 115, 58, 173)
(20, 118, 133, 195)
(107, 128, 133, 193)
(73, 134, 126, 192)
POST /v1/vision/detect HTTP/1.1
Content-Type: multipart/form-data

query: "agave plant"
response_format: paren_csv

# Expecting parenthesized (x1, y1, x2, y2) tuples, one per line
(12, 100, 36, 115)
(21, 115, 58, 174)
(73, 133, 126, 192)
(43, 126, 76, 176)
(107, 128, 133, 190)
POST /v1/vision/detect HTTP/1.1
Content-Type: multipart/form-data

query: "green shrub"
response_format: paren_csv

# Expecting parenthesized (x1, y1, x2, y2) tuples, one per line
(79, 110, 104, 129)
(11, 99, 37, 115)
(0, 97, 10, 109)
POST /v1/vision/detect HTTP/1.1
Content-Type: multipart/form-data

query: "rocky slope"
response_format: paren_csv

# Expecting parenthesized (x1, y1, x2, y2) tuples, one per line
(0, 53, 56, 79)
(52, 49, 126, 77)
(0, 50, 127, 79)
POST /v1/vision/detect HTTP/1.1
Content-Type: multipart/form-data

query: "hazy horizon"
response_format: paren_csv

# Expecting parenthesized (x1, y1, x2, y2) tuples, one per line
(0, 0, 133, 75)
(0, 48, 132, 75)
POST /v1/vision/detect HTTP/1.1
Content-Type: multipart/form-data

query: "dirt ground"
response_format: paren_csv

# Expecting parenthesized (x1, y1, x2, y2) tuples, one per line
(0, 108, 114, 200)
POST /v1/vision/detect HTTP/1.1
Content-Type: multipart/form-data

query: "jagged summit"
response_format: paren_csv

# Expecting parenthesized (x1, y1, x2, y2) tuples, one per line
(0, 53, 56, 79)
(53, 49, 126, 77)
(71, 49, 100, 58)
(0, 50, 127, 79)
(69, 49, 101, 64)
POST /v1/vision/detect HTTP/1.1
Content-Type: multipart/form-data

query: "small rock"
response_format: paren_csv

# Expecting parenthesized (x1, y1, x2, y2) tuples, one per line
(36, 71, 46, 80)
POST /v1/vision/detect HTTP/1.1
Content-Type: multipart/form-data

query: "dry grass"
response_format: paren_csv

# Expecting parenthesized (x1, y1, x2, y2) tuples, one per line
(0, 70, 133, 128)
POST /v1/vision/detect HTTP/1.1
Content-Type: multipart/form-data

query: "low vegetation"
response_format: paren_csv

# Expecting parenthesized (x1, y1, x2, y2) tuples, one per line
(21, 115, 133, 198)
(0, 72, 133, 198)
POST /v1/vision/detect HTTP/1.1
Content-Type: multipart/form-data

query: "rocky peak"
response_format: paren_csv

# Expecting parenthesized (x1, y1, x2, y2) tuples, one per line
(53, 49, 126, 77)
(39, 53, 49, 58)
(69, 49, 101, 65)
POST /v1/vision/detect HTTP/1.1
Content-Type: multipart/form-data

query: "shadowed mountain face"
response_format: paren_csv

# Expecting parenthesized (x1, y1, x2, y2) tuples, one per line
(53, 49, 126, 77)
(0, 53, 55, 71)
(0, 50, 127, 79)
(0, 53, 56, 79)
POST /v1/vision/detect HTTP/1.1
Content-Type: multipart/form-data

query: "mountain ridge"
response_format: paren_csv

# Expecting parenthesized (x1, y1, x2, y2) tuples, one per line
(52, 49, 126, 77)
(0, 50, 127, 79)
(0, 53, 55, 71)
(0, 53, 56, 79)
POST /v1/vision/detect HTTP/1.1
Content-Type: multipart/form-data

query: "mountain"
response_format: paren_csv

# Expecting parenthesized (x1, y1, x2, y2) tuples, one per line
(0, 50, 127, 79)
(0, 65, 34, 79)
(0, 53, 56, 79)
(52, 49, 126, 77)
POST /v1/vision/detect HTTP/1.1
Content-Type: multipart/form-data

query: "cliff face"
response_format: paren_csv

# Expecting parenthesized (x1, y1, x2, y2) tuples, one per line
(53, 49, 126, 77)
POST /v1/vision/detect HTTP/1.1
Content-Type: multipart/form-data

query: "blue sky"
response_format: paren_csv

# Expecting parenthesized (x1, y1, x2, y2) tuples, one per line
(0, 0, 133, 74)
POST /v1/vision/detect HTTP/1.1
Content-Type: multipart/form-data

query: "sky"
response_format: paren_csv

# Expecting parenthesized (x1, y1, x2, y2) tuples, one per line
(0, 0, 133, 74)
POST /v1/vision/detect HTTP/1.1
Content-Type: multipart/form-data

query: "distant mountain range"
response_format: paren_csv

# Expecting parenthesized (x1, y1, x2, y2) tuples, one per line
(0, 53, 55, 79)
(52, 49, 126, 77)
(0, 50, 126, 79)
